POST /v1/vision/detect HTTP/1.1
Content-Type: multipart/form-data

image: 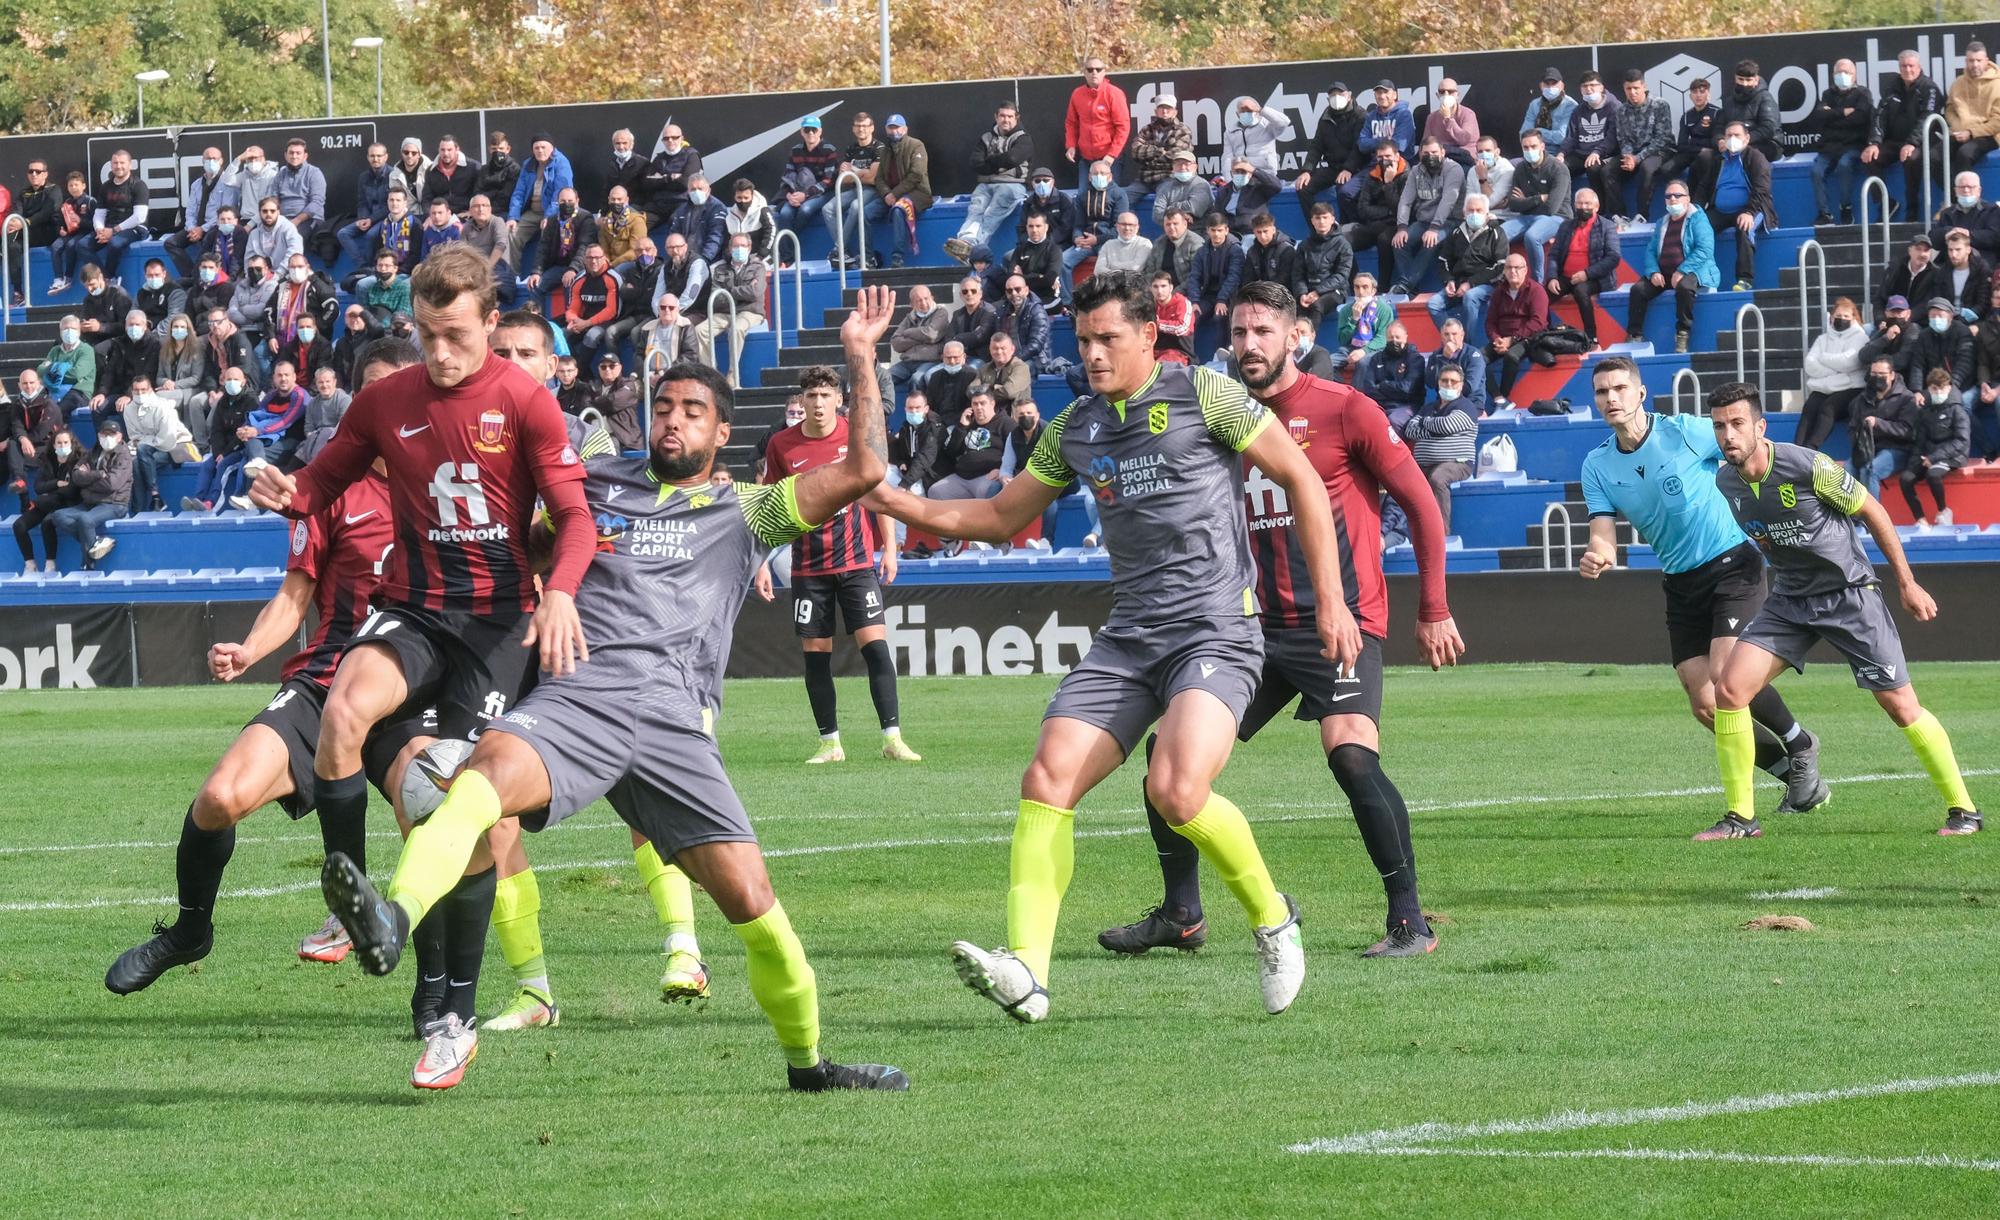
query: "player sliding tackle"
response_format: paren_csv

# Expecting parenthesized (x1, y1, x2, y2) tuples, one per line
(318, 286, 912, 1093)
(1703, 383, 1981, 840)
(869, 271, 1358, 1021)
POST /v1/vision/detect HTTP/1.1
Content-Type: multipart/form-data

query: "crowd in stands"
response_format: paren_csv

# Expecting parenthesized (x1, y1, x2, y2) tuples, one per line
(6, 39, 2000, 573)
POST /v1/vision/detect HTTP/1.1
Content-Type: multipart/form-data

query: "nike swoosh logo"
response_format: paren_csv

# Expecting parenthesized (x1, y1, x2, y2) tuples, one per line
(1329, 691, 1364, 701)
(672, 105, 844, 181)
(791, 458, 808, 468)
(343, 510, 376, 525)
(398, 424, 430, 437)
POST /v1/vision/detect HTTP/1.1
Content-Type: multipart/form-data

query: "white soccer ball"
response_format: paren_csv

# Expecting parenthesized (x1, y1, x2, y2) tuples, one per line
(398, 737, 475, 822)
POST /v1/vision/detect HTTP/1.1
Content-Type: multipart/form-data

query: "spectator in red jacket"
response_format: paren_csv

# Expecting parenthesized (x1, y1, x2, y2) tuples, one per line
(1065, 54, 1131, 191)
(554, 243, 622, 367)
(1486, 253, 1550, 409)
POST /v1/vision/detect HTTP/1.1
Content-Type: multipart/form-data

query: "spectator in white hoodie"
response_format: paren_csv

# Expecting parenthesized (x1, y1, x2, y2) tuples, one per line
(1797, 295, 1871, 450)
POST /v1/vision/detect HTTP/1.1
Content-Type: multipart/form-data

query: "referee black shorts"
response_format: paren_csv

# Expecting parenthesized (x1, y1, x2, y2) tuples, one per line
(1661, 541, 1768, 667)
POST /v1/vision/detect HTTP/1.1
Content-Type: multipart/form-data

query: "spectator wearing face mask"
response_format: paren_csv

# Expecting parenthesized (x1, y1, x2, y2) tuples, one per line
(1386, 137, 1465, 295)
(1402, 362, 1479, 531)
(14, 427, 84, 573)
(120, 374, 198, 512)
(261, 257, 339, 374)
(38, 315, 97, 414)
(1562, 72, 1623, 222)
(1131, 96, 1194, 190)
(1696, 122, 1777, 292)
(1545, 188, 1619, 348)
(133, 258, 182, 331)
(1288, 318, 1336, 378)
(1796, 297, 1872, 450)
(1357, 321, 1426, 426)
(1217, 160, 1281, 237)
(1064, 161, 1132, 297)
(1341, 81, 1416, 209)
(890, 390, 948, 493)
(227, 257, 278, 344)
(4, 369, 57, 500)
(1847, 356, 1919, 494)
(1902, 367, 1972, 526)
(182, 367, 259, 511)
(1500, 131, 1570, 283)
(1428, 192, 1507, 342)
(1811, 59, 1876, 225)
(1423, 77, 1481, 166)
(1153, 150, 1214, 229)
(180, 255, 232, 331)
(1521, 69, 1579, 147)
(90, 309, 160, 429)
(924, 342, 978, 419)
(1900, 298, 1975, 394)
(154, 313, 207, 402)
(1709, 59, 1783, 166)
(1221, 98, 1293, 178)
(48, 416, 131, 566)
(1294, 82, 1363, 223)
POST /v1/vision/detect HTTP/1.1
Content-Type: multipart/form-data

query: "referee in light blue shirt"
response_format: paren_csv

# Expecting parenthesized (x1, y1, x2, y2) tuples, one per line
(1575, 355, 1827, 815)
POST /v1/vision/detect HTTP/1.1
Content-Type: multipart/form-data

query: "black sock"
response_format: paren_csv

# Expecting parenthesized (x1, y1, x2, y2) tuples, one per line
(1747, 685, 1807, 773)
(802, 650, 839, 737)
(441, 866, 496, 1025)
(317, 791, 368, 874)
(172, 805, 236, 939)
(860, 639, 900, 731)
(411, 906, 450, 1028)
(313, 770, 369, 850)
(1329, 745, 1428, 932)
(1142, 734, 1203, 922)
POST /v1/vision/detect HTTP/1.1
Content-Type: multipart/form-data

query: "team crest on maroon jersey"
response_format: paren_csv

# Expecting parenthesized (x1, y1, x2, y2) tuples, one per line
(474, 409, 508, 453)
(1288, 416, 1310, 445)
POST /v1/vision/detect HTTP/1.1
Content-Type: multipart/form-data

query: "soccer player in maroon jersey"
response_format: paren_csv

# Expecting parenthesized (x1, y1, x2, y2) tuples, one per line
(248, 246, 597, 1060)
(752, 364, 920, 764)
(105, 338, 441, 996)
(1099, 281, 1467, 959)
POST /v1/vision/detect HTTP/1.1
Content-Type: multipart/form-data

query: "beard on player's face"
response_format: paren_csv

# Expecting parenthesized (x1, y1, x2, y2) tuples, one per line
(650, 444, 714, 483)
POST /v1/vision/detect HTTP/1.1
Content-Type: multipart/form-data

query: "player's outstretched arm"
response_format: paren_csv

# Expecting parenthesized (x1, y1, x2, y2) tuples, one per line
(1243, 422, 1361, 669)
(795, 284, 894, 526)
(1856, 493, 1938, 620)
(865, 472, 1057, 543)
(210, 570, 315, 681)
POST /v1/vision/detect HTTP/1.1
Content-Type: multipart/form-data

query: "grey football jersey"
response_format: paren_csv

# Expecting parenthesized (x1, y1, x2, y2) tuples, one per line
(547, 455, 807, 726)
(1027, 362, 1271, 626)
(1716, 440, 1875, 597)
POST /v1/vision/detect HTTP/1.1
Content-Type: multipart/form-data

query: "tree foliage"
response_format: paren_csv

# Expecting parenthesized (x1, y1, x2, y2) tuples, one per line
(0, 0, 1978, 135)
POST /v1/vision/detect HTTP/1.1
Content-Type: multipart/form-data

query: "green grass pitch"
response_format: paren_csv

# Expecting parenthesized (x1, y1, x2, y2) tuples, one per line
(3, 663, 1996, 1217)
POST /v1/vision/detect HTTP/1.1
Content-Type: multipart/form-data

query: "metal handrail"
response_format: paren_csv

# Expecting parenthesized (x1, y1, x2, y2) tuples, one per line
(830, 169, 868, 292)
(1796, 239, 1828, 348)
(1540, 500, 1577, 571)
(1734, 301, 1766, 388)
(1670, 366, 1702, 416)
(1920, 111, 1951, 223)
(705, 286, 743, 388)
(770, 228, 804, 350)
(1, 218, 28, 322)
(1859, 175, 1891, 312)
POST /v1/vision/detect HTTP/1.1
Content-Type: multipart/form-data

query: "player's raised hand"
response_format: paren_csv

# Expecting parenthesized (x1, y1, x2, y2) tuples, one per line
(841, 284, 897, 352)
(524, 588, 590, 676)
(1316, 601, 1364, 673)
(209, 642, 251, 682)
(1415, 616, 1466, 670)
(248, 464, 297, 512)
(1902, 579, 1939, 622)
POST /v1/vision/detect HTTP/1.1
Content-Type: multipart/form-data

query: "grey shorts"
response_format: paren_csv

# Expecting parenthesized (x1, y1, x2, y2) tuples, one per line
(1738, 583, 1911, 692)
(485, 680, 758, 859)
(1043, 615, 1264, 755)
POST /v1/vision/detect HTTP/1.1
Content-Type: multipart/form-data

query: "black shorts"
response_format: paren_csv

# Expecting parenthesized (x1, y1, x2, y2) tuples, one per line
(1661, 542, 1768, 666)
(791, 569, 885, 639)
(347, 604, 537, 740)
(1238, 630, 1385, 741)
(247, 677, 440, 819)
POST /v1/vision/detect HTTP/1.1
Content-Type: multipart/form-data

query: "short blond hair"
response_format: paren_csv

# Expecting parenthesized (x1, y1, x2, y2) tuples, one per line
(410, 245, 497, 318)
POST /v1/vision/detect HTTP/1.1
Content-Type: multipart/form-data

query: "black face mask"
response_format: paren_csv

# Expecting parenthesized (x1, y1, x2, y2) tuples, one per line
(1832, 317, 1853, 331)
(1735, 85, 1756, 102)
(1871, 376, 1894, 392)
(559, 203, 577, 218)
(1421, 154, 1443, 170)
(245, 268, 264, 285)
(1384, 341, 1405, 355)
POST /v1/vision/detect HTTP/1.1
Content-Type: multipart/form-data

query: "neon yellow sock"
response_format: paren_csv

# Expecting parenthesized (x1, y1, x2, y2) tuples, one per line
(633, 842, 697, 938)
(491, 869, 549, 995)
(1714, 707, 1757, 818)
(1172, 792, 1289, 928)
(732, 901, 819, 1069)
(1005, 800, 1074, 982)
(1903, 709, 1975, 811)
(387, 769, 505, 925)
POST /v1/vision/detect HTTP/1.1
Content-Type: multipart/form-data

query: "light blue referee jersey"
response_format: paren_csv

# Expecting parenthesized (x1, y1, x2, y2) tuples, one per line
(1580, 412, 1748, 574)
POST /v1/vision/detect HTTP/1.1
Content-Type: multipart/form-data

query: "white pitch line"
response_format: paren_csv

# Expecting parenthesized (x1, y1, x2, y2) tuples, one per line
(0, 826, 1156, 913)
(1371, 1145, 2000, 1174)
(1751, 885, 1842, 900)
(1288, 1071, 2000, 1155)
(8, 766, 1995, 859)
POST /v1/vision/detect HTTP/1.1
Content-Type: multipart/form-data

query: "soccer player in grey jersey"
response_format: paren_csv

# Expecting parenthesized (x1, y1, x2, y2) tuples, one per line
(318, 287, 912, 1092)
(870, 271, 1362, 1022)
(1701, 383, 1981, 840)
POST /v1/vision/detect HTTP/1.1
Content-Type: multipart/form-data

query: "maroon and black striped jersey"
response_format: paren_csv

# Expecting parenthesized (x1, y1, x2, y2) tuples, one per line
(760, 418, 878, 576)
(283, 356, 585, 616)
(1241, 374, 1449, 636)
(280, 473, 394, 686)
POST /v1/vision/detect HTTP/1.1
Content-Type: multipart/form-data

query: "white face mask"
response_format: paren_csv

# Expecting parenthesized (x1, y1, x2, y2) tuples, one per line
(1328, 94, 1350, 111)
(1524, 148, 1543, 164)
(1237, 111, 1258, 127)
(125, 324, 145, 341)
(61, 328, 79, 345)
(1464, 211, 1488, 229)
(1172, 169, 1194, 183)
(223, 379, 244, 395)
(297, 328, 316, 343)
(54, 445, 72, 459)
(1930, 388, 1952, 404)
(1438, 384, 1461, 402)
(170, 326, 188, 341)
(204, 158, 221, 174)
(1834, 71, 1854, 89)
(100, 434, 121, 450)
(144, 275, 164, 290)
(1581, 90, 1603, 105)
(1725, 136, 1745, 154)
(906, 408, 928, 423)
(1666, 200, 1688, 218)
(288, 266, 309, 283)
(687, 189, 709, 206)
